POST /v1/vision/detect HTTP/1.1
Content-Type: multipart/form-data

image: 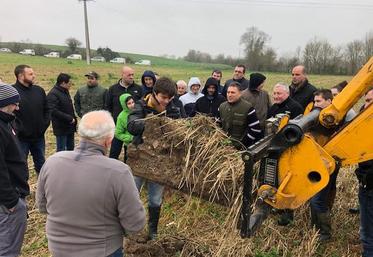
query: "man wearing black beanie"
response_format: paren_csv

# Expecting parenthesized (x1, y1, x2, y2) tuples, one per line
(0, 84, 29, 256)
(241, 72, 271, 129)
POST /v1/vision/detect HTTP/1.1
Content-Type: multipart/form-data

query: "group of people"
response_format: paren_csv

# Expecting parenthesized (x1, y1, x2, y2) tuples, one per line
(0, 62, 373, 257)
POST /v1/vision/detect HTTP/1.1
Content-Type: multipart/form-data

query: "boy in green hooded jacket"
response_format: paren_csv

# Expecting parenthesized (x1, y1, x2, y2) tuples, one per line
(113, 93, 135, 163)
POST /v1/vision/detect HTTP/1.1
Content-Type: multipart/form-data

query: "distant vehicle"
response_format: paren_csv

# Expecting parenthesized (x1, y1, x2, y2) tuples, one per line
(66, 54, 82, 60)
(91, 56, 106, 62)
(19, 49, 35, 56)
(135, 59, 151, 66)
(44, 52, 60, 58)
(0, 48, 12, 53)
(110, 57, 126, 64)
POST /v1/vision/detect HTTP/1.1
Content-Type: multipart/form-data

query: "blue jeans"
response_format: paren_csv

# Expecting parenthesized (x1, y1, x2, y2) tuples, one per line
(56, 134, 75, 152)
(310, 168, 339, 213)
(19, 137, 45, 175)
(107, 247, 123, 257)
(134, 176, 164, 207)
(359, 186, 373, 257)
(109, 137, 128, 163)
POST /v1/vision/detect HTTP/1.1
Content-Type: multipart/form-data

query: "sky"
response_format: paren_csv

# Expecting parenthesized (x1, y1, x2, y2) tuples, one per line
(1, 0, 372, 58)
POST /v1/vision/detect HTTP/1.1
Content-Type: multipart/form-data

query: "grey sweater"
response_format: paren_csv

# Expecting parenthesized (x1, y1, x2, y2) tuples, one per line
(36, 141, 145, 257)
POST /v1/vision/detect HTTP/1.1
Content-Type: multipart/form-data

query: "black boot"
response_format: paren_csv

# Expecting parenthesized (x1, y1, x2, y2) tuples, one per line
(311, 207, 331, 242)
(148, 206, 161, 240)
(317, 212, 331, 241)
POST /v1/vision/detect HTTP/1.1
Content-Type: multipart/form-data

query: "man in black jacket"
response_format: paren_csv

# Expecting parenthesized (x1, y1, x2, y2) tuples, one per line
(106, 66, 142, 122)
(106, 66, 142, 161)
(289, 65, 317, 110)
(0, 84, 29, 256)
(47, 73, 76, 152)
(222, 64, 249, 97)
(267, 83, 303, 119)
(128, 77, 182, 240)
(13, 64, 50, 175)
(195, 77, 225, 118)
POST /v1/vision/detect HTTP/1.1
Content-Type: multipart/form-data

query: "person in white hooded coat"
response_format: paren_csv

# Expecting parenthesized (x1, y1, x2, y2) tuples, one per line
(179, 77, 204, 117)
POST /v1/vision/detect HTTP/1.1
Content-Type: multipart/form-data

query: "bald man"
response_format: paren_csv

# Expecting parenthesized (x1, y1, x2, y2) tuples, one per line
(105, 66, 142, 122)
(37, 110, 145, 257)
(106, 66, 142, 161)
(289, 65, 317, 110)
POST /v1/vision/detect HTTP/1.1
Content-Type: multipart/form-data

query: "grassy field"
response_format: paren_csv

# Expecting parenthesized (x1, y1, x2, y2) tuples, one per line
(0, 52, 363, 257)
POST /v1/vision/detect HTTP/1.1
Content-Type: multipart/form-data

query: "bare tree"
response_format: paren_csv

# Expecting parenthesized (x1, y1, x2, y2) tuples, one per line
(240, 27, 270, 70)
(65, 37, 82, 54)
(345, 40, 364, 74)
(364, 31, 373, 62)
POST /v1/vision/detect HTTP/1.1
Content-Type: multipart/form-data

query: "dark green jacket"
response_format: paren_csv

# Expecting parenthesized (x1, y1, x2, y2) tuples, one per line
(219, 98, 262, 148)
(74, 85, 107, 118)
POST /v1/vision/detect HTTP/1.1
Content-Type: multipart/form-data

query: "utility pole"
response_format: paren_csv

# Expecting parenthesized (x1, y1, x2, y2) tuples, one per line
(80, 0, 93, 65)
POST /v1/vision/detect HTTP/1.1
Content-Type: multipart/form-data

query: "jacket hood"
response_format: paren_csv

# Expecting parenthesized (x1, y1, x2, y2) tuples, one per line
(202, 77, 219, 97)
(141, 70, 156, 86)
(187, 77, 202, 94)
(119, 93, 134, 111)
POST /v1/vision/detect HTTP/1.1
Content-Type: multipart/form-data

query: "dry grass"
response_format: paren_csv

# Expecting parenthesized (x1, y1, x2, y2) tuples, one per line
(21, 117, 362, 257)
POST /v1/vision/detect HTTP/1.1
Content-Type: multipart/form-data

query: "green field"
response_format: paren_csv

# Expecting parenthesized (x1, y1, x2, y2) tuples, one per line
(0, 52, 362, 257)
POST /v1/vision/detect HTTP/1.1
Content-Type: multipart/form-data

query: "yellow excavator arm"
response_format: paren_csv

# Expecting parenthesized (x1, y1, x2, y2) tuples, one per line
(260, 57, 373, 210)
(241, 57, 373, 237)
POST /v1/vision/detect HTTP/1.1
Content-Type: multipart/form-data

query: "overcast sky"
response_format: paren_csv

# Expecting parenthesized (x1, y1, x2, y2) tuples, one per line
(1, 0, 372, 58)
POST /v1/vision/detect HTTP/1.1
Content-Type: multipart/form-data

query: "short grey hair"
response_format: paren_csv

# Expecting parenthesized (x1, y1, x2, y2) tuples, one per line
(78, 110, 115, 143)
(274, 83, 290, 93)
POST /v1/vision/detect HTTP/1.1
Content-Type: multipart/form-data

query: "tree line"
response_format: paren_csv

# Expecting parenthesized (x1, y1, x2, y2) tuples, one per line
(184, 27, 373, 75)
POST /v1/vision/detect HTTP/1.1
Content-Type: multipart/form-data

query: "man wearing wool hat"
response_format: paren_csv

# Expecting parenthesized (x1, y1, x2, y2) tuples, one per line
(0, 84, 29, 256)
(241, 72, 271, 129)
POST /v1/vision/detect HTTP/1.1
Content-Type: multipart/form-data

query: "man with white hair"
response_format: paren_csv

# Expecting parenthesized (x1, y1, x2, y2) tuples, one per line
(37, 110, 145, 257)
(267, 83, 303, 119)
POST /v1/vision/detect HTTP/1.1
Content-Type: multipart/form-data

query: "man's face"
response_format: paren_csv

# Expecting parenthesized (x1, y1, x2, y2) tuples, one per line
(144, 77, 154, 88)
(291, 66, 306, 86)
(314, 95, 331, 109)
(62, 80, 73, 91)
(227, 86, 241, 103)
(20, 68, 36, 85)
(191, 84, 200, 94)
(330, 88, 340, 98)
(177, 83, 187, 95)
(233, 67, 245, 80)
(122, 68, 134, 85)
(2, 103, 19, 115)
(87, 76, 98, 87)
(155, 92, 172, 107)
(364, 90, 373, 109)
(212, 72, 222, 81)
(207, 85, 216, 96)
(272, 86, 289, 104)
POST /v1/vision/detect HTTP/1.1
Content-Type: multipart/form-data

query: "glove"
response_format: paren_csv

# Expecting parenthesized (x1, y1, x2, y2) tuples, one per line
(167, 106, 181, 119)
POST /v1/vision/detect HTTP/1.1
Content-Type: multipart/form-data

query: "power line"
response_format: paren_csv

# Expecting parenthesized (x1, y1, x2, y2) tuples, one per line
(186, 0, 373, 10)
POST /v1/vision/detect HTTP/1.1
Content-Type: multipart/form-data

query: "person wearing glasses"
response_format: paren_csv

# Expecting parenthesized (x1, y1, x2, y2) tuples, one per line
(222, 64, 249, 97)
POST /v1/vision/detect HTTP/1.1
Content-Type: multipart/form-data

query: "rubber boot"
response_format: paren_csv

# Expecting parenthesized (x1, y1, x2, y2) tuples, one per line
(148, 206, 161, 240)
(317, 212, 331, 241)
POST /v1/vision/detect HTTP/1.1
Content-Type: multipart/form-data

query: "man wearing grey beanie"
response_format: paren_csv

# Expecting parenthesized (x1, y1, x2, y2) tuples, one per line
(0, 84, 30, 257)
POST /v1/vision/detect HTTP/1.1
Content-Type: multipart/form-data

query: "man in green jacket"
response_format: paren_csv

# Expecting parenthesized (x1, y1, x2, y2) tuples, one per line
(74, 71, 107, 118)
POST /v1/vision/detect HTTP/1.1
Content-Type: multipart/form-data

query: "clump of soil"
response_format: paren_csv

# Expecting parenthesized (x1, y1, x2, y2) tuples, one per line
(126, 115, 245, 206)
(125, 234, 186, 257)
